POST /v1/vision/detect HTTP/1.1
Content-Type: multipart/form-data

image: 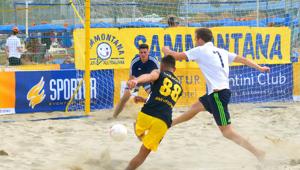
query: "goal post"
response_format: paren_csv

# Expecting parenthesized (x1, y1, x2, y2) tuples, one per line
(67, 0, 91, 115)
(84, 0, 91, 114)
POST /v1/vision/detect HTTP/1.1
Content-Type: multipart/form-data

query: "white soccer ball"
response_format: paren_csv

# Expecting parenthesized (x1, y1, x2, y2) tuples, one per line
(110, 124, 127, 142)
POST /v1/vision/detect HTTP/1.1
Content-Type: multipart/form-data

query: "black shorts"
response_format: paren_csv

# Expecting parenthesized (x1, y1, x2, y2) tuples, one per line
(9, 57, 21, 66)
(199, 89, 231, 126)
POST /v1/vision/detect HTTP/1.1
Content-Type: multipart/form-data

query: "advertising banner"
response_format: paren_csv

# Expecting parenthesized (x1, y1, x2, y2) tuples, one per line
(114, 68, 206, 107)
(229, 64, 293, 103)
(15, 70, 114, 113)
(74, 27, 291, 70)
(293, 62, 300, 101)
(0, 72, 15, 114)
(114, 65, 293, 106)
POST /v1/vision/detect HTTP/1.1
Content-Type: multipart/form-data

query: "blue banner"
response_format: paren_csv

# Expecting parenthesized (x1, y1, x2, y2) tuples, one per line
(15, 70, 114, 113)
(229, 64, 293, 103)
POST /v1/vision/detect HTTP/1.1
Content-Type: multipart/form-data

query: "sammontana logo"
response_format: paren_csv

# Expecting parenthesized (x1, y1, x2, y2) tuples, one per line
(90, 34, 125, 65)
(26, 77, 46, 109)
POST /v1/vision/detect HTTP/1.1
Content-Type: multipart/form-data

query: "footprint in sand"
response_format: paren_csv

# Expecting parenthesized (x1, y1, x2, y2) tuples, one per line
(290, 159, 300, 166)
(0, 150, 8, 156)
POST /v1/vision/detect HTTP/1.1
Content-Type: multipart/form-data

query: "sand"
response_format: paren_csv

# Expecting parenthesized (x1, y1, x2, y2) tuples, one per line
(0, 102, 299, 170)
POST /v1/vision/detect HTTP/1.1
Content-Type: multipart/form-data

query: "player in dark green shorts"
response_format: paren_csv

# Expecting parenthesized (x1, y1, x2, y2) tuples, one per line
(125, 55, 183, 170)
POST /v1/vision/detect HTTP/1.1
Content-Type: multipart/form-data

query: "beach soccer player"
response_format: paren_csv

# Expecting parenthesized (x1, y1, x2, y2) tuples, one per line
(162, 28, 269, 161)
(125, 55, 183, 170)
(113, 43, 159, 118)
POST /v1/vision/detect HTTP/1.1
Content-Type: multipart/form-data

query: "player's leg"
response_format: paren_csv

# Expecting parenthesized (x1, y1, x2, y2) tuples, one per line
(127, 112, 168, 170)
(113, 89, 131, 118)
(218, 125, 265, 161)
(209, 89, 265, 161)
(172, 94, 210, 127)
(134, 112, 147, 141)
(125, 145, 151, 170)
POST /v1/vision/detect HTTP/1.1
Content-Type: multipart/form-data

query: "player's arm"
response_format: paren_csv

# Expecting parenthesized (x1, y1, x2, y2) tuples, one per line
(129, 68, 135, 80)
(162, 46, 187, 61)
(17, 39, 22, 53)
(17, 47, 22, 53)
(233, 56, 270, 72)
(127, 69, 160, 90)
(5, 40, 9, 58)
(4, 46, 9, 58)
(133, 96, 147, 103)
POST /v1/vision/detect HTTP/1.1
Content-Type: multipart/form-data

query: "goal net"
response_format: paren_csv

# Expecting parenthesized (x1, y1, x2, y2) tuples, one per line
(66, 0, 115, 113)
(67, 0, 300, 113)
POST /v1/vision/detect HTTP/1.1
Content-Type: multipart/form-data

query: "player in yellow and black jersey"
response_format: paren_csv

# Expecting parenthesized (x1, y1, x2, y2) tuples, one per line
(125, 55, 182, 170)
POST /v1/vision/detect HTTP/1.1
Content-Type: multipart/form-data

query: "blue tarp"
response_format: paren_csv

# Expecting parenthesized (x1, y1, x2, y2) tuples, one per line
(67, 22, 115, 31)
(91, 22, 115, 28)
(67, 24, 83, 31)
(261, 17, 285, 25)
(29, 24, 66, 32)
(189, 18, 234, 27)
(117, 21, 167, 28)
(0, 25, 25, 34)
(293, 18, 299, 26)
(224, 20, 267, 27)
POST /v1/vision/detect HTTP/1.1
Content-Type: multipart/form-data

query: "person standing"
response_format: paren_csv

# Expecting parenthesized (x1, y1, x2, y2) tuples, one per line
(5, 26, 22, 66)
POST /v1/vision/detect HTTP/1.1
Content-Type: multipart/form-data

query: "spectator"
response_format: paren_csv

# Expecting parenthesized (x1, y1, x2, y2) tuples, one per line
(41, 32, 52, 50)
(5, 26, 22, 66)
(268, 22, 275, 27)
(167, 16, 179, 27)
(63, 55, 74, 64)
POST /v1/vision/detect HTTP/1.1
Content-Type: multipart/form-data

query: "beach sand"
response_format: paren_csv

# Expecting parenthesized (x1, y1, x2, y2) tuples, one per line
(0, 102, 299, 170)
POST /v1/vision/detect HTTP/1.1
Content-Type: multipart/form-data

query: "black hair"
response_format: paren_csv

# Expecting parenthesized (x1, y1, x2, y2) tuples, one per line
(138, 44, 149, 50)
(168, 16, 175, 26)
(195, 28, 213, 42)
(12, 30, 18, 35)
(161, 55, 175, 69)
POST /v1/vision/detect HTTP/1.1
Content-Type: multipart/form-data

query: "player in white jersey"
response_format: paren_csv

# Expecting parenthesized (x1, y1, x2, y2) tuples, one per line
(162, 28, 269, 161)
(5, 26, 22, 66)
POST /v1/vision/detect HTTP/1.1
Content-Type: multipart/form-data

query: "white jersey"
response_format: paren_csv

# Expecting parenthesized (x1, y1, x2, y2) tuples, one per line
(5, 35, 22, 58)
(184, 42, 237, 94)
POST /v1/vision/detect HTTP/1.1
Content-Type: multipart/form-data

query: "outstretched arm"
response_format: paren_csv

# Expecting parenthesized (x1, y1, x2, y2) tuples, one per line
(233, 56, 270, 72)
(127, 69, 160, 89)
(162, 46, 187, 61)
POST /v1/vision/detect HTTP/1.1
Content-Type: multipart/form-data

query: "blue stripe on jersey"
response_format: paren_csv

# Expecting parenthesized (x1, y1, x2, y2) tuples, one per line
(130, 56, 141, 76)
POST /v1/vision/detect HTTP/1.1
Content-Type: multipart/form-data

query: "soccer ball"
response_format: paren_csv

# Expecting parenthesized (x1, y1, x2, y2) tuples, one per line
(110, 124, 127, 141)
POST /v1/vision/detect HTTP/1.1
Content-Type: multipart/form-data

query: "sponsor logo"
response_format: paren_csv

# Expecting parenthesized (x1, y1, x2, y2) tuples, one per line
(27, 77, 46, 109)
(97, 42, 112, 60)
(90, 34, 125, 65)
(49, 78, 97, 101)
